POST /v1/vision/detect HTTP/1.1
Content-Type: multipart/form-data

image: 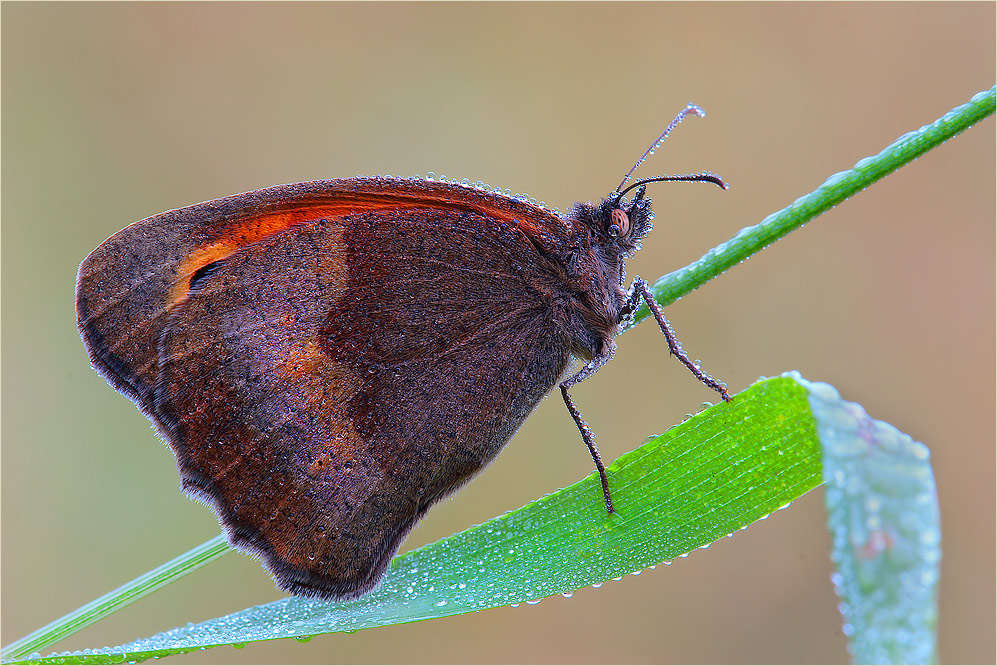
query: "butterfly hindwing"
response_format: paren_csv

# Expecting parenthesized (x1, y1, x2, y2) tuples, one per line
(152, 203, 572, 598)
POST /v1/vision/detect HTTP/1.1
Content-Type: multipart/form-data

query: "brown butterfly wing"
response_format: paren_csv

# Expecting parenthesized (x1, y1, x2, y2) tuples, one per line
(78, 179, 576, 599)
(76, 179, 458, 416)
(75, 179, 572, 413)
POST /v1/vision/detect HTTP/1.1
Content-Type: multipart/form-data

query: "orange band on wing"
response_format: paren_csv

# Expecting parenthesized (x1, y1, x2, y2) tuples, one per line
(168, 192, 546, 308)
(168, 202, 387, 307)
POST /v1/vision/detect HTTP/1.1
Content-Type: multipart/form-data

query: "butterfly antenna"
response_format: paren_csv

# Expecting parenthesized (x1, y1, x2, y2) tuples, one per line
(618, 172, 728, 199)
(616, 103, 708, 193)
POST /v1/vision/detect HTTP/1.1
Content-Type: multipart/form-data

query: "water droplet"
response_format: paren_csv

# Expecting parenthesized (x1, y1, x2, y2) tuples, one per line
(435, 599, 448, 607)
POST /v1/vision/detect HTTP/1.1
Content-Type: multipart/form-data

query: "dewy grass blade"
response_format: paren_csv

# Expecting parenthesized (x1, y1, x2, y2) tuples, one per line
(637, 85, 995, 315)
(8, 375, 822, 664)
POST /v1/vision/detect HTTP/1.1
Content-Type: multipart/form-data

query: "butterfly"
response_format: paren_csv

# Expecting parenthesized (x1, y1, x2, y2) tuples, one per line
(75, 104, 729, 601)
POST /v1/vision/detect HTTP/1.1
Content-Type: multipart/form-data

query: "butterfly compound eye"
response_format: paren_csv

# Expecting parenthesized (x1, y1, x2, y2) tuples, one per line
(609, 208, 631, 238)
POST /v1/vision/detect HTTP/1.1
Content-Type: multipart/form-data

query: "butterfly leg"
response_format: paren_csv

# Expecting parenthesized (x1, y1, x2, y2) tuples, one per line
(560, 345, 617, 514)
(628, 276, 731, 402)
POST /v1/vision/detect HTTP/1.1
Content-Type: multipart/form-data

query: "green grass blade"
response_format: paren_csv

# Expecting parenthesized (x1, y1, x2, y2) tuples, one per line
(8, 373, 944, 666)
(806, 378, 942, 664)
(637, 85, 995, 315)
(9, 375, 823, 665)
(0, 537, 231, 663)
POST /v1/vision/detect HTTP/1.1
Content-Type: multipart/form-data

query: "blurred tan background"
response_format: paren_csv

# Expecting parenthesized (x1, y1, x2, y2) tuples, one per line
(2, 3, 993, 664)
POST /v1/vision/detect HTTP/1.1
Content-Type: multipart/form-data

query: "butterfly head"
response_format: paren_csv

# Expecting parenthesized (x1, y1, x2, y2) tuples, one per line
(591, 184, 655, 258)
